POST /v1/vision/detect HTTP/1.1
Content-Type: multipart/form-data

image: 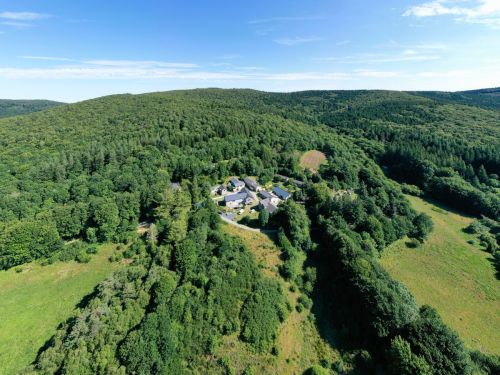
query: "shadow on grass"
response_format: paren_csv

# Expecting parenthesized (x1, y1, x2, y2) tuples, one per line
(487, 255, 500, 280)
(30, 284, 101, 368)
(304, 254, 379, 373)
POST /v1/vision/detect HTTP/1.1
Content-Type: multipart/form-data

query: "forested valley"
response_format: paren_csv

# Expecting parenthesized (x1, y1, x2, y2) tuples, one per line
(0, 89, 498, 374)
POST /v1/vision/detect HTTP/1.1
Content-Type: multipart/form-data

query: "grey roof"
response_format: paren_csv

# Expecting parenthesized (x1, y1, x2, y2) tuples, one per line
(224, 192, 247, 202)
(260, 198, 278, 214)
(229, 177, 244, 187)
(259, 191, 273, 199)
(244, 177, 259, 188)
(272, 186, 291, 199)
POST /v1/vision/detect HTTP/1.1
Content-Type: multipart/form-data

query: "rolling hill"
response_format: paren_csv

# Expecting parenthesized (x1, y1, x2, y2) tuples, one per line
(0, 89, 498, 374)
(0, 99, 64, 118)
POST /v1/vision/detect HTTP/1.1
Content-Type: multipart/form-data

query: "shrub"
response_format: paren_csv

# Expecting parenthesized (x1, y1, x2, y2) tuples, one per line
(75, 252, 91, 263)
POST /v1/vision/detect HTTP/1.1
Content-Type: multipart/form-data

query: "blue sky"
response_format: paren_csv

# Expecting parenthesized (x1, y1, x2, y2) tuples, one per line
(1, 0, 499, 102)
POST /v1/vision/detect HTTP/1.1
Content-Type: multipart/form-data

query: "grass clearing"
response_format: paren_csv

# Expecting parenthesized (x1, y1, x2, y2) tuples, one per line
(220, 223, 339, 374)
(0, 244, 122, 374)
(380, 195, 500, 355)
(299, 150, 326, 172)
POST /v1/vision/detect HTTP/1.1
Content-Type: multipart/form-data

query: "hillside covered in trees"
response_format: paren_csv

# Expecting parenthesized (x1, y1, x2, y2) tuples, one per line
(0, 99, 64, 118)
(0, 89, 498, 374)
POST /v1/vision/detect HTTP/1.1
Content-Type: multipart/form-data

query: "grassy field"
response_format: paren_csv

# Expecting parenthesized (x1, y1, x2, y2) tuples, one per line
(0, 244, 122, 374)
(299, 150, 326, 172)
(220, 224, 339, 374)
(380, 195, 500, 355)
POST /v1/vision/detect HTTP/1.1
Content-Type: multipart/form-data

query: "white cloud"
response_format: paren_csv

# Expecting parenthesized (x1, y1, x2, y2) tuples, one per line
(314, 53, 439, 64)
(0, 11, 50, 20)
(1, 21, 33, 28)
(0, 11, 52, 28)
(274, 36, 323, 46)
(404, 0, 500, 27)
(314, 42, 446, 64)
(261, 72, 351, 81)
(0, 66, 243, 80)
(355, 70, 401, 78)
(20, 55, 73, 62)
(0, 57, 398, 83)
(82, 60, 198, 69)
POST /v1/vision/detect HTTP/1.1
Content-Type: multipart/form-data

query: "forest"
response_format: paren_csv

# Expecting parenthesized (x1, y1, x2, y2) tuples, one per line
(0, 99, 63, 119)
(0, 89, 498, 374)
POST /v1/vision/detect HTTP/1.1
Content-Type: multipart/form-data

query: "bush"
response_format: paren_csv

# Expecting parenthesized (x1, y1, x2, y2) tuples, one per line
(406, 238, 420, 248)
(401, 183, 423, 196)
(297, 295, 312, 310)
(304, 365, 329, 375)
(410, 213, 434, 243)
(75, 252, 91, 263)
(86, 244, 98, 254)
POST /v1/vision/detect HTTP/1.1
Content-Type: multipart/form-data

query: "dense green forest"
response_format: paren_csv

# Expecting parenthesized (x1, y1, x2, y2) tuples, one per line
(0, 89, 498, 374)
(414, 87, 500, 111)
(0, 99, 63, 118)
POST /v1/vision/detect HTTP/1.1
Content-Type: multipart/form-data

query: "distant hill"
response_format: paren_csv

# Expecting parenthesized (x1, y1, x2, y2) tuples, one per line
(412, 87, 500, 110)
(0, 99, 64, 118)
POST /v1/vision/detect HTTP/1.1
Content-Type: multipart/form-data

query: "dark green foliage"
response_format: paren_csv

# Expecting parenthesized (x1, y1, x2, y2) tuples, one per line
(277, 230, 305, 283)
(469, 350, 500, 375)
(0, 219, 62, 268)
(304, 364, 330, 375)
(323, 226, 419, 338)
(273, 200, 311, 251)
(118, 205, 287, 373)
(240, 278, 288, 352)
(5, 89, 496, 373)
(401, 306, 472, 375)
(0, 99, 63, 118)
(24, 260, 152, 374)
(387, 336, 431, 375)
(414, 88, 500, 111)
(258, 208, 270, 227)
(410, 213, 434, 242)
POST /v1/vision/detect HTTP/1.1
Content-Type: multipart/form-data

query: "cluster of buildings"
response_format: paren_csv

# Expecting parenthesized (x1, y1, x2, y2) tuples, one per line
(213, 176, 292, 214)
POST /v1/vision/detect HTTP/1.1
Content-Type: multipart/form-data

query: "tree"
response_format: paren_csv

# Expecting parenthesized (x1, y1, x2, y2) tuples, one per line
(478, 165, 489, 184)
(388, 336, 431, 375)
(410, 213, 433, 243)
(0, 219, 62, 269)
(258, 209, 269, 228)
(273, 200, 311, 251)
(402, 305, 472, 375)
(90, 197, 120, 241)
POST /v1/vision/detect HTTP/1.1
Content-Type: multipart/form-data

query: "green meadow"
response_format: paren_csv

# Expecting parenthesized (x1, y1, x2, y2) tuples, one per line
(0, 244, 121, 374)
(381, 195, 500, 355)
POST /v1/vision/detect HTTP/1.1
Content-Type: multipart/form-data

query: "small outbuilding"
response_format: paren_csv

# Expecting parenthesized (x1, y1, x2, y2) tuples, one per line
(216, 185, 228, 195)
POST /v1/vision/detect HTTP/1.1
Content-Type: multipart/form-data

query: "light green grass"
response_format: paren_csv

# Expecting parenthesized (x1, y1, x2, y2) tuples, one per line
(381, 195, 500, 355)
(0, 244, 121, 374)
